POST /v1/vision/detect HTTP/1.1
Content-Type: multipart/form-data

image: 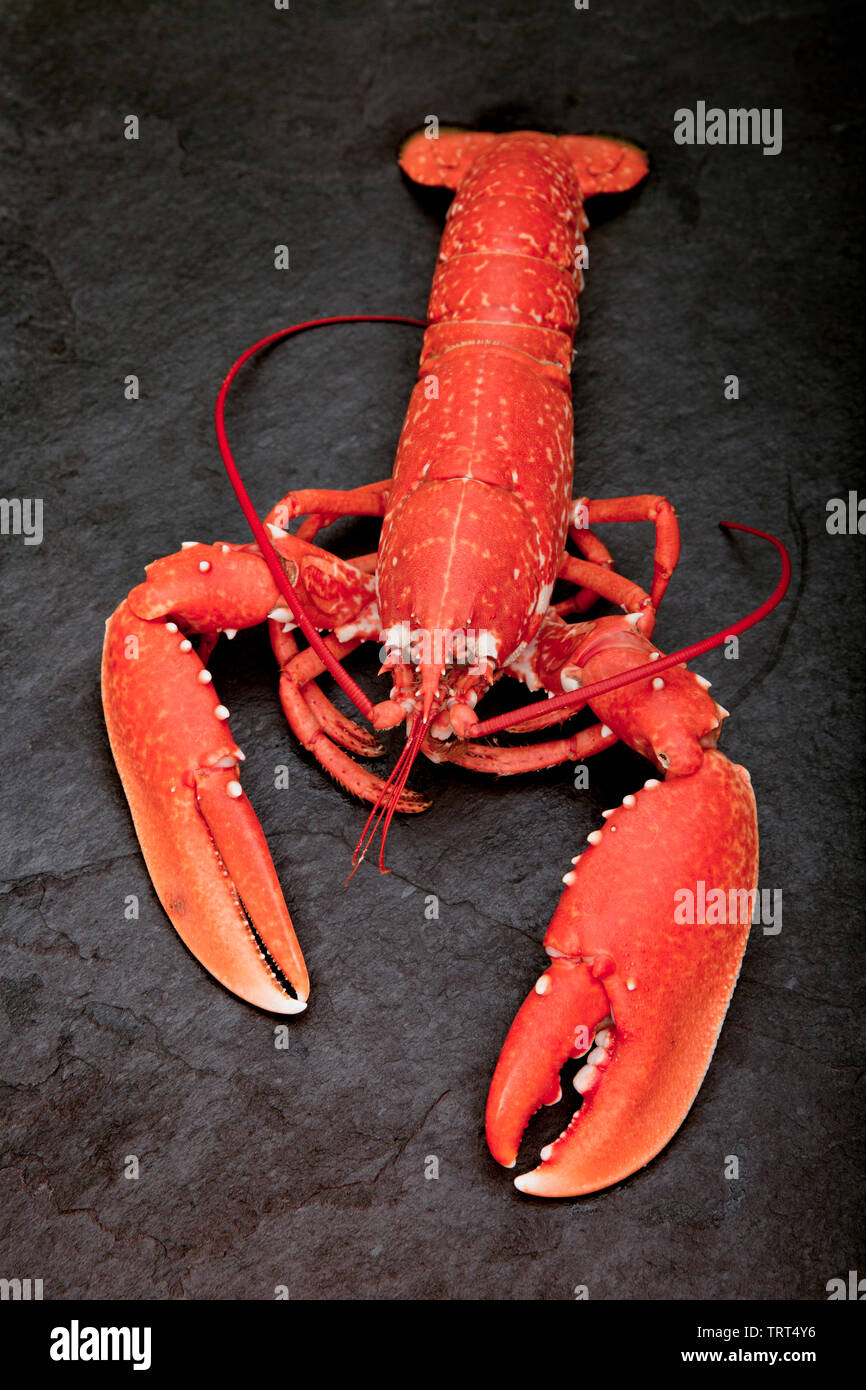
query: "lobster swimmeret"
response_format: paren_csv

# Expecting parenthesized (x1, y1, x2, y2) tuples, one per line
(103, 130, 785, 1196)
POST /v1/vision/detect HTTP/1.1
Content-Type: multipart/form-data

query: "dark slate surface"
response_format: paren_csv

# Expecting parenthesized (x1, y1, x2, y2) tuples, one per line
(1, 0, 863, 1300)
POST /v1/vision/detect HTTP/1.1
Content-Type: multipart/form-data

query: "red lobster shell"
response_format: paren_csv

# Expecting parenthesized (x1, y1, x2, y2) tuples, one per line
(102, 128, 763, 1198)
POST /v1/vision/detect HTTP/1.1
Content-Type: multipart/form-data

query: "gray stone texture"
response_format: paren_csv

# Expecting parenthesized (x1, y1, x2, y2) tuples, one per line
(0, 0, 863, 1299)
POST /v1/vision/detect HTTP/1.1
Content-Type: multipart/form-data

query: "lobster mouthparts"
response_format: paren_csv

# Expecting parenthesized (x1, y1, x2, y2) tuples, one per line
(486, 751, 758, 1196)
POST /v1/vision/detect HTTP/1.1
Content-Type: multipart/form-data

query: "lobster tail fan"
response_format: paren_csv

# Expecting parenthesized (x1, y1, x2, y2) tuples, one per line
(398, 126, 496, 188)
(557, 135, 649, 196)
(399, 127, 648, 198)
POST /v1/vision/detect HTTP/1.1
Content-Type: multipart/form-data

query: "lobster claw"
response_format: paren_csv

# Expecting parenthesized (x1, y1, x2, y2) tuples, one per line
(486, 750, 758, 1196)
(102, 599, 309, 1014)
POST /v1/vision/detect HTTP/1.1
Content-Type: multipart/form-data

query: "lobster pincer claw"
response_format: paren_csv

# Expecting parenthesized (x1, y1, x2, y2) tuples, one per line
(485, 958, 611, 1168)
(486, 750, 758, 1196)
(102, 600, 309, 1013)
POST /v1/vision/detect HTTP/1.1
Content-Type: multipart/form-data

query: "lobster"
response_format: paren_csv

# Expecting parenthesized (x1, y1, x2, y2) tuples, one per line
(102, 128, 789, 1196)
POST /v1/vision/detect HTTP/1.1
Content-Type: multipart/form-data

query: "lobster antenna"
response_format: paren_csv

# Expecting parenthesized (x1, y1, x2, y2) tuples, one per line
(467, 521, 791, 740)
(215, 314, 426, 723)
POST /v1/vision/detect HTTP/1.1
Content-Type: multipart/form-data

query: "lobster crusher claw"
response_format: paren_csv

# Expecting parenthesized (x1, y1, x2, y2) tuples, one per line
(486, 753, 758, 1197)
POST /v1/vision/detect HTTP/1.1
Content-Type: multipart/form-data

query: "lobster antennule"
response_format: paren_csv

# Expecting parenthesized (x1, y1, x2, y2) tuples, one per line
(351, 709, 431, 875)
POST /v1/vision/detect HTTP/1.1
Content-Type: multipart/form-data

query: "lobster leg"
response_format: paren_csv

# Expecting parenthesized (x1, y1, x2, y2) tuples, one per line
(436, 723, 616, 775)
(570, 495, 681, 610)
(273, 624, 430, 813)
(555, 522, 615, 617)
(558, 556, 654, 631)
(270, 625, 385, 758)
(266, 480, 391, 542)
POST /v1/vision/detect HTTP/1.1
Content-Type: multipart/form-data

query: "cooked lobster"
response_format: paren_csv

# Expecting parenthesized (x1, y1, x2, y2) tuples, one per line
(102, 129, 788, 1196)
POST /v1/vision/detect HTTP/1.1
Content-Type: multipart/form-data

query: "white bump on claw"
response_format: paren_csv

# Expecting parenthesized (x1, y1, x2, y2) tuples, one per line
(696, 674, 711, 689)
(574, 1066, 598, 1094)
(224, 629, 237, 641)
(540, 1144, 554, 1161)
(644, 778, 660, 790)
(215, 705, 230, 720)
(226, 781, 243, 798)
(652, 677, 665, 691)
(601, 808, 615, 818)
(181, 541, 198, 549)
(626, 978, 636, 991)
(268, 608, 293, 624)
(180, 639, 192, 652)
(534, 974, 552, 995)
(562, 871, 576, 886)
(649, 651, 661, 661)
(221, 544, 230, 554)
(198, 670, 212, 684)
(587, 830, 603, 845)
(166, 622, 178, 633)
(623, 794, 636, 807)
(600, 725, 612, 738)
(267, 522, 287, 539)
(199, 560, 211, 573)
(571, 854, 582, 864)
(561, 670, 581, 692)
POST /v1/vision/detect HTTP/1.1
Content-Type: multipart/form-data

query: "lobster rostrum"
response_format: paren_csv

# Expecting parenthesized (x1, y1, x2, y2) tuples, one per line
(102, 129, 788, 1196)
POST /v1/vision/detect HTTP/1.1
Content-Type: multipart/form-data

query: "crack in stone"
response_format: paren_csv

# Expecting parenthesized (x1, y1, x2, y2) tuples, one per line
(290, 1087, 451, 1212)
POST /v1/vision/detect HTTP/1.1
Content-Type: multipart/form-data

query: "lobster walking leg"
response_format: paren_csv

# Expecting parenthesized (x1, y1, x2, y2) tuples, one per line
(572, 495, 681, 609)
(266, 480, 391, 542)
(274, 622, 430, 812)
(437, 723, 617, 775)
(272, 628, 385, 758)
